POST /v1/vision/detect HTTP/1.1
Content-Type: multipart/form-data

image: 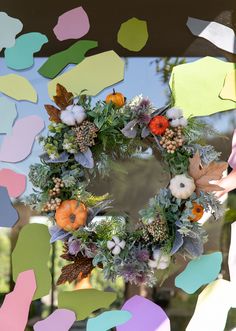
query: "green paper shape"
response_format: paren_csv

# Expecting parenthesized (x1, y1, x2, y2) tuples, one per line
(12, 224, 51, 300)
(117, 17, 148, 52)
(5, 32, 48, 70)
(38, 40, 98, 79)
(86, 310, 132, 331)
(169, 57, 236, 118)
(58, 289, 116, 320)
(175, 252, 223, 294)
(48, 50, 124, 98)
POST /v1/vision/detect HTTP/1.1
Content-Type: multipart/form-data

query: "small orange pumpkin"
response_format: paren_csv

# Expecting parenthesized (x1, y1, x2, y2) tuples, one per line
(55, 200, 88, 231)
(189, 202, 204, 222)
(105, 89, 125, 108)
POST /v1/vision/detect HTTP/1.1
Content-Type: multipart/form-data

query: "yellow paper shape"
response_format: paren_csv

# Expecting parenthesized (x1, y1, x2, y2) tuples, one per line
(170, 57, 236, 117)
(186, 279, 234, 331)
(0, 74, 37, 102)
(48, 50, 124, 99)
(58, 289, 116, 320)
(220, 69, 236, 102)
(12, 224, 51, 300)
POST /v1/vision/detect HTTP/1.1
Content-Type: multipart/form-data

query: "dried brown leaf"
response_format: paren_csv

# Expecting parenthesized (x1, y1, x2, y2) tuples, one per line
(44, 105, 61, 123)
(53, 83, 73, 110)
(188, 151, 228, 193)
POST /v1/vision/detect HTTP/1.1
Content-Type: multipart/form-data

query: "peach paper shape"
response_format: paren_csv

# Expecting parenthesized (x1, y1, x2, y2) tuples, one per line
(53, 7, 90, 41)
(0, 270, 36, 331)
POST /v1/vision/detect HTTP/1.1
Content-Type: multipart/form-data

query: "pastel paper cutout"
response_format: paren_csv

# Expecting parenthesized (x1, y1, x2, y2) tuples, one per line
(169, 57, 236, 117)
(0, 186, 19, 227)
(0, 270, 36, 331)
(58, 289, 116, 320)
(175, 252, 222, 294)
(220, 70, 236, 102)
(38, 40, 98, 79)
(228, 129, 236, 169)
(117, 17, 148, 52)
(117, 295, 170, 331)
(0, 97, 17, 133)
(0, 115, 44, 162)
(53, 6, 90, 41)
(48, 51, 124, 98)
(187, 17, 236, 54)
(86, 311, 132, 331)
(0, 12, 23, 49)
(33, 309, 76, 331)
(0, 168, 26, 198)
(12, 224, 51, 300)
(187, 222, 236, 330)
(5, 32, 48, 70)
(0, 74, 37, 102)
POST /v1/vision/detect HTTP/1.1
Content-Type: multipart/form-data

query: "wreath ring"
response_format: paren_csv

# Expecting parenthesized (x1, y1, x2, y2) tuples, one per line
(27, 84, 227, 286)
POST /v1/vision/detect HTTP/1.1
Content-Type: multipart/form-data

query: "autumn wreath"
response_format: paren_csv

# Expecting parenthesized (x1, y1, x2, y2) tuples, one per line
(26, 84, 227, 286)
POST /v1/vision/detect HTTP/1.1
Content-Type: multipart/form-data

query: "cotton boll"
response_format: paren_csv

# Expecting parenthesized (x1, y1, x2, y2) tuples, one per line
(148, 259, 158, 269)
(158, 255, 170, 270)
(153, 249, 162, 261)
(166, 107, 183, 120)
(112, 245, 121, 255)
(170, 118, 180, 127)
(179, 117, 188, 127)
(60, 110, 76, 126)
(71, 105, 87, 124)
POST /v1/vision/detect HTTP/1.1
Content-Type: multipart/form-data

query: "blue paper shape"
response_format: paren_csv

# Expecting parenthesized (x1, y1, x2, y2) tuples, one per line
(175, 252, 223, 294)
(0, 97, 17, 134)
(4, 32, 48, 70)
(86, 311, 132, 331)
(0, 186, 19, 227)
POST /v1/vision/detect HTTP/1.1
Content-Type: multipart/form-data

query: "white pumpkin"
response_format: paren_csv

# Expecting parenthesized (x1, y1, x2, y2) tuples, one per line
(169, 174, 196, 199)
(60, 105, 87, 126)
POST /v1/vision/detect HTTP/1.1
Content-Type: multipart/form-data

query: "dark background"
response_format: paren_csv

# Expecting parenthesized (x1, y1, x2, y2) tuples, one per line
(1, 0, 236, 58)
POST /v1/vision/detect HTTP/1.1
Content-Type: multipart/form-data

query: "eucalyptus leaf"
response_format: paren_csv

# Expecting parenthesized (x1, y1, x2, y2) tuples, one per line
(121, 120, 138, 138)
(74, 148, 94, 169)
(40, 152, 69, 163)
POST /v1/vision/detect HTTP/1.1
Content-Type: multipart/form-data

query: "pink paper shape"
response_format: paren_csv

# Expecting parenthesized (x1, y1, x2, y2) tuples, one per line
(0, 115, 44, 162)
(117, 295, 170, 331)
(0, 168, 26, 197)
(33, 309, 76, 331)
(53, 7, 90, 41)
(228, 129, 236, 169)
(0, 270, 36, 331)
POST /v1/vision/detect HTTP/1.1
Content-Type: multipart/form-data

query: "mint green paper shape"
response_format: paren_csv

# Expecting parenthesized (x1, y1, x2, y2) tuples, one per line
(0, 97, 17, 134)
(117, 17, 148, 52)
(170, 57, 236, 117)
(38, 40, 98, 79)
(0, 74, 37, 102)
(12, 224, 51, 300)
(0, 12, 23, 49)
(86, 311, 132, 331)
(58, 289, 116, 320)
(48, 50, 124, 99)
(175, 252, 222, 294)
(5, 32, 48, 70)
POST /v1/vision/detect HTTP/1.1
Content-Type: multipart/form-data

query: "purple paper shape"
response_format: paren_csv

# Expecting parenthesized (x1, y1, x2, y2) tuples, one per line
(228, 129, 236, 169)
(53, 7, 90, 41)
(117, 295, 170, 331)
(0, 186, 18, 227)
(33, 309, 76, 331)
(0, 115, 44, 162)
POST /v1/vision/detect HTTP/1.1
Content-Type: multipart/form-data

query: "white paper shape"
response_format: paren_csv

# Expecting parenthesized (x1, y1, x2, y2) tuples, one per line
(187, 17, 236, 54)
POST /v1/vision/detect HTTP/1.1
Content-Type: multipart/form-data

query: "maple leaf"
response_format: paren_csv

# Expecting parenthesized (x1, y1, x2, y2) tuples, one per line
(57, 252, 94, 285)
(44, 105, 61, 123)
(53, 83, 73, 110)
(188, 151, 228, 194)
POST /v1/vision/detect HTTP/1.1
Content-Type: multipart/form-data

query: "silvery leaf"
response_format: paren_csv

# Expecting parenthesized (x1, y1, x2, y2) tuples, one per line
(40, 152, 69, 163)
(121, 120, 138, 138)
(141, 126, 150, 138)
(49, 225, 71, 243)
(171, 230, 184, 255)
(183, 236, 203, 258)
(74, 148, 94, 168)
(87, 199, 113, 223)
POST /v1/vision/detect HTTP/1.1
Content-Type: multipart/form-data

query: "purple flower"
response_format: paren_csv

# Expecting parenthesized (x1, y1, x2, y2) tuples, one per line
(68, 239, 81, 255)
(135, 249, 150, 262)
(139, 98, 151, 109)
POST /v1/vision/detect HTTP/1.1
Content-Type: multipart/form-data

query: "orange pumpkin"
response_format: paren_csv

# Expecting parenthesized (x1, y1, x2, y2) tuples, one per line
(189, 202, 204, 222)
(105, 89, 125, 108)
(55, 200, 88, 231)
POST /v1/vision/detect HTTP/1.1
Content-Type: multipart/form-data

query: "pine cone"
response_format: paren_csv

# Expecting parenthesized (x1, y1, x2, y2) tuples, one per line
(138, 216, 169, 243)
(74, 120, 98, 153)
